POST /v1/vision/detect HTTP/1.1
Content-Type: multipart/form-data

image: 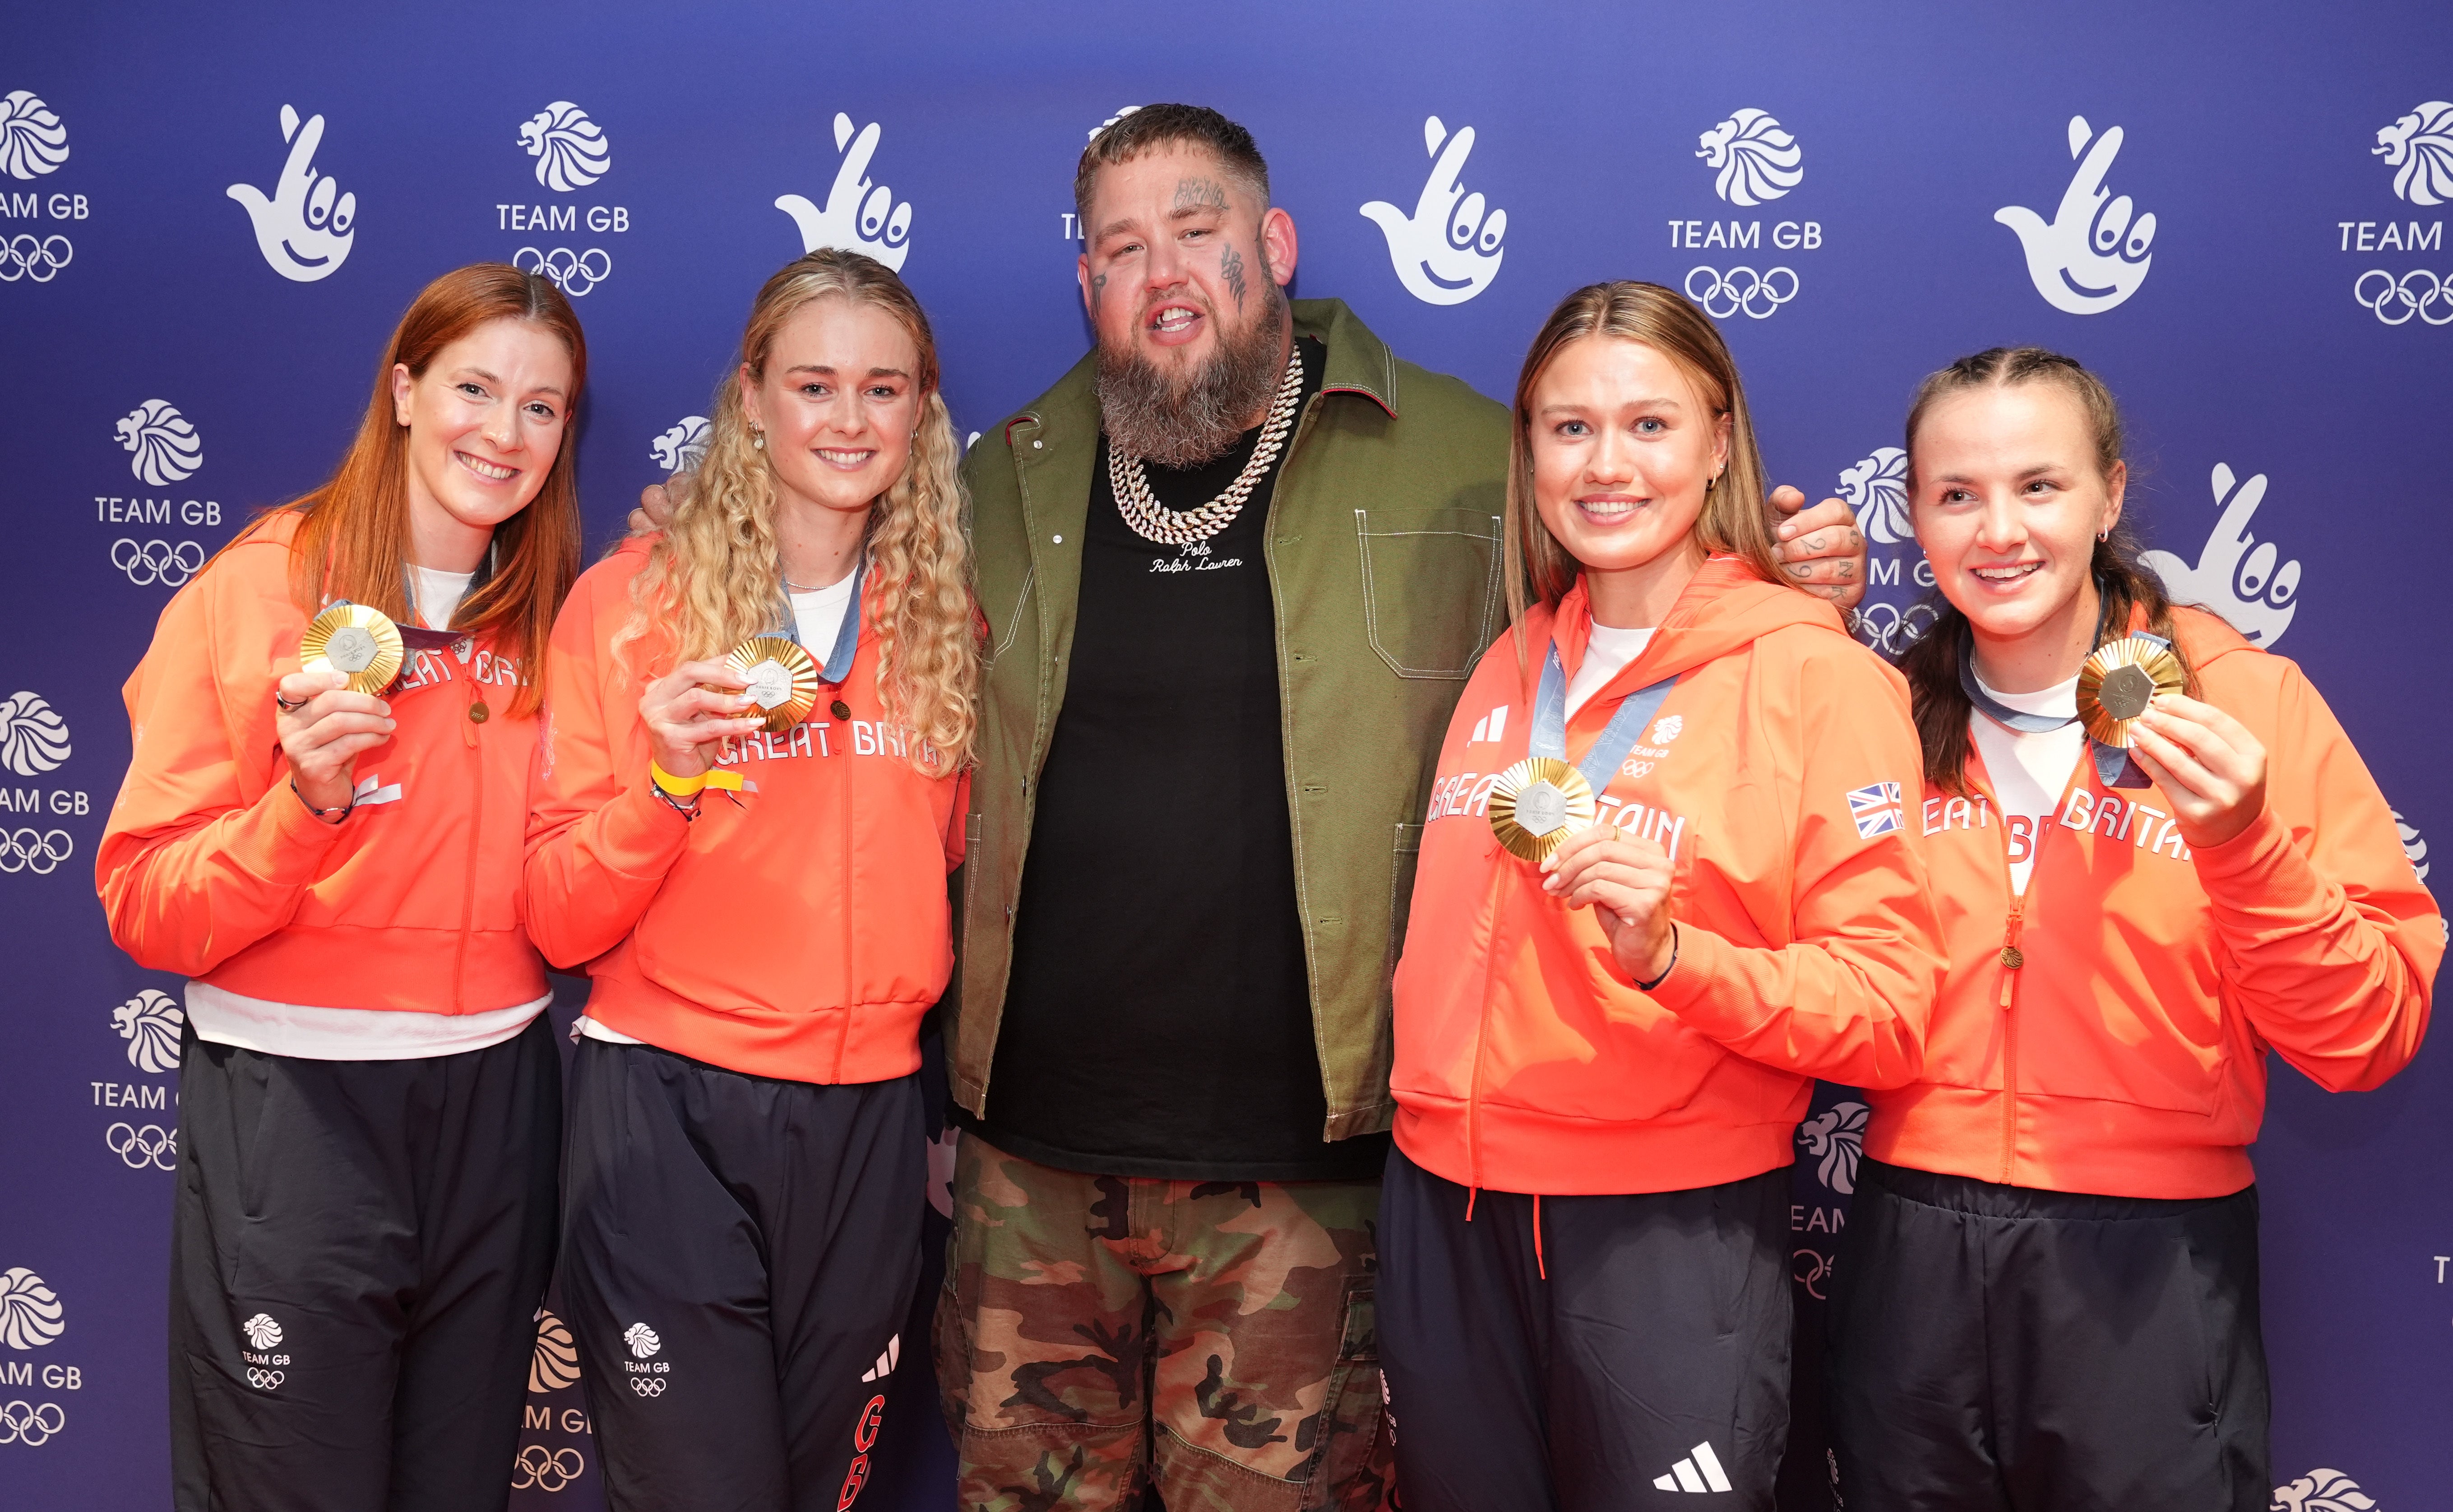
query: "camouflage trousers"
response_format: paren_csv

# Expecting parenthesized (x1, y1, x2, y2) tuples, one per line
(934, 1133, 1394, 1512)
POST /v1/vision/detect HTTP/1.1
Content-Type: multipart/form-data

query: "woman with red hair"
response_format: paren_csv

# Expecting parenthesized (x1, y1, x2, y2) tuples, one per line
(98, 264, 586, 1512)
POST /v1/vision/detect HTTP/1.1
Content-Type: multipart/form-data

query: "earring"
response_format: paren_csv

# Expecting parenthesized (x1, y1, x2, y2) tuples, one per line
(752, 427, 765, 452)
(2098, 528, 2109, 541)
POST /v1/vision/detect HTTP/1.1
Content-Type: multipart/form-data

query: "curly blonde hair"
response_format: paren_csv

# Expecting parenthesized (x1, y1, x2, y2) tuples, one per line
(618, 250, 977, 772)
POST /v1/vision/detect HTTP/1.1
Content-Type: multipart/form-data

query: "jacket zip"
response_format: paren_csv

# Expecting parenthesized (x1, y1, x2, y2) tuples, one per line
(454, 680, 481, 1013)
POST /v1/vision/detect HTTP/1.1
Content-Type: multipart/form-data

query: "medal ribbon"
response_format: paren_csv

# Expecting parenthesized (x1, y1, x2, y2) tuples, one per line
(1531, 643, 1677, 797)
(1955, 622, 2163, 790)
(780, 555, 866, 685)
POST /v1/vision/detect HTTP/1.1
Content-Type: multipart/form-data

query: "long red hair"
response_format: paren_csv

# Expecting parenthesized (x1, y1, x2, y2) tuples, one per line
(271, 263, 586, 716)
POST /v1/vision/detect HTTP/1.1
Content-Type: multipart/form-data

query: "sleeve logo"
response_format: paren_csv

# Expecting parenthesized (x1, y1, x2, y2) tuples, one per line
(1847, 781, 1903, 839)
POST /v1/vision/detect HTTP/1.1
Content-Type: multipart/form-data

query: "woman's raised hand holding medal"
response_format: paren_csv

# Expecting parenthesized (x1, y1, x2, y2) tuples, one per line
(2125, 693, 2269, 849)
(275, 668, 396, 816)
(639, 660, 766, 784)
(1544, 821, 1678, 986)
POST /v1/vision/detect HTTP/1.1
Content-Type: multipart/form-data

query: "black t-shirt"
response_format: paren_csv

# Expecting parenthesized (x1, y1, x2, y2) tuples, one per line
(963, 337, 1387, 1182)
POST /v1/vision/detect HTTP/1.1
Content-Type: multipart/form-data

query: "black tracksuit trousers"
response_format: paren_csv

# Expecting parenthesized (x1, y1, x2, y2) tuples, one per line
(1378, 1147, 1794, 1512)
(168, 1014, 561, 1512)
(1826, 1159, 2271, 1512)
(559, 1038, 923, 1512)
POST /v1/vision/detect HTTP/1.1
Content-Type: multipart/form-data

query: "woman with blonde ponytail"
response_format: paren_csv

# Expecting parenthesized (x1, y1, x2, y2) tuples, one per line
(525, 249, 977, 1510)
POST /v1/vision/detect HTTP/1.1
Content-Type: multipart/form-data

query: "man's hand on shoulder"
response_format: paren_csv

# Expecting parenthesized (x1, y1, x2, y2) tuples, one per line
(1768, 485, 1867, 610)
(629, 470, 695, 536)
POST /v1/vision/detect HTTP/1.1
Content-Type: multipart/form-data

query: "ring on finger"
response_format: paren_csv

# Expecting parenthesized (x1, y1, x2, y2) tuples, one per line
(274, 692, 309, 714)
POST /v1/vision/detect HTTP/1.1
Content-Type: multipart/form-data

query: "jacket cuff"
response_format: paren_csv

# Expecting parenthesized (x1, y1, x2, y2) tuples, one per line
(242, 779, 356, 882)
(597, 776, 696, 876)
(2187, 803, 2295, 892)
(1643, 925, 1770, 1042)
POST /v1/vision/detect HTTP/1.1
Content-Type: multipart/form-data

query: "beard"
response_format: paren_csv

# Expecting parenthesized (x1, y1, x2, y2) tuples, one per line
(1096, 279, 1289, 469)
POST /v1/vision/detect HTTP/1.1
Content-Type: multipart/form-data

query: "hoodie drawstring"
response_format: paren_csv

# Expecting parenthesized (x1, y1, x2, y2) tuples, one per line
(1532, 1194, 1547, 1281)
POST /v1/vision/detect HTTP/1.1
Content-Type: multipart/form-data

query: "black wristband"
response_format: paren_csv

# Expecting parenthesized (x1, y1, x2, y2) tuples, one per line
(651, 783, 701, 822)
(291, 779, 352, 825)
(1634, 923, 1679, 992)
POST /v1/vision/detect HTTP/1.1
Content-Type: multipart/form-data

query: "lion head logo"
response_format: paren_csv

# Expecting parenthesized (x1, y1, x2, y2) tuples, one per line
(2374, 99, 2453, 207)
(649, 416, 710, 475)
(1796, 1101, 1870, 1194)
(242, 1313, 283, 1350)
(115, 399, 203, 486)
(113, 989, 185, 1075)
(2393, 810, 2428, 884)
(1840, 446, 1912, 546)
(0, 91, 69, 180)
(518, 101, 611, 192)
(1696, 108, 1803, 207)
(0, 1269, 65, 1350)
(529, 1310, 582, 1393)
(2271, 1468, 2378, 1512)
(623, 1322, 661, 1359)
(0, 691, 69, 777)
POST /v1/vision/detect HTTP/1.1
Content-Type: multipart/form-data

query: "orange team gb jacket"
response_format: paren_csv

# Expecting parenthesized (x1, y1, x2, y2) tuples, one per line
(1872, 606, 2439, 1200)
(523, 536, 966, 1085)
(97, 509, 546, 1013)
(1393, 558, 1947, 1197)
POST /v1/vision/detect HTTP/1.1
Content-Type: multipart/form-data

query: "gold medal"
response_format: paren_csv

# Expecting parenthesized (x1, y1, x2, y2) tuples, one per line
(1487, 757, 1597, 864)
(717, 635, 819, 735)
(299, 603, 404, 696)
(2076, 634, 2186, 749)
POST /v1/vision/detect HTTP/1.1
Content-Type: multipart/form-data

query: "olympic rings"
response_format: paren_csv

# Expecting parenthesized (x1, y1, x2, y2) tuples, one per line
(629, 1376, 666, 1396)
(2353, 268, 2453, 326)
(512, 1445, 588, 1492)
(0, 235, 73, 283)
(1684, 264, 1799, 319)
(1791, 1247, 1833, 1302)
(1849, 601, 1939, 657)
(514, 246, 612, 296)
(0, 828, 72, 875)
(111, 538, 205, 587)
(105, 1121, 177, 1170)
(0, 1401, 66, 1446)
(245, 1367, 285, 1391)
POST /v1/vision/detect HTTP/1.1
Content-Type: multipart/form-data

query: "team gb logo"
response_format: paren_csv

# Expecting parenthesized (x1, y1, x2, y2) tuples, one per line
(519, 102, 610, 192)
(775, 113, 912, 271)
(1359, 115, 1508, 306)
(2271, 1468, 2378, 1511)
(1995, 115, 2156, 315)
(117, 399, 203, 486)
(0, 1268, 65, 1349)
(2374, 100, 2453, 206)
(0, 691, 70, 776)
(0, 91, 70, 180)
(624, 1322, 661, 1359)
(1796, 1101, 1870, 1194)
(650, 416, 710, 475)
(1697, 109, 1803, 207)
(1840, 446, 1911, 546)
(242, 1313, 283, 1350)
(114, 990, 185, 1074)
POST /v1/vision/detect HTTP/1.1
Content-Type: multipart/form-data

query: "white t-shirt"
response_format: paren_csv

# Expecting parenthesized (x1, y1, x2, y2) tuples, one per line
(186, 980, 548, 1059)
(790, 567, 859, 660)
(1967, 670, 2085, 893)
(411, 565, 476, 629)
(1565, 623, 1657, 720)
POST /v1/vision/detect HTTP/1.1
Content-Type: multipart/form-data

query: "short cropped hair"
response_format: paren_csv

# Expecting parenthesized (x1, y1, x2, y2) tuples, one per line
(1074, 104, 1271, 225)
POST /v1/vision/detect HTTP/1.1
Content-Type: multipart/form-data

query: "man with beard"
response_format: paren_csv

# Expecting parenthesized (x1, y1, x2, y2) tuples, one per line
(636, 106, 1865, 1509)
(929, 106, 1868, 1511)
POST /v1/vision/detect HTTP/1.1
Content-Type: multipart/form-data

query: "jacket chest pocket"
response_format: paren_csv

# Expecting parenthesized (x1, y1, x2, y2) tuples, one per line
(1353, 507, 1502, 679)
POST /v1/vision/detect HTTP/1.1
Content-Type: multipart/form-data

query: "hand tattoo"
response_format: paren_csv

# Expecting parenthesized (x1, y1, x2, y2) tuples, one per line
(1220, 243, 1247, 311)
(1173, 177, 1226, 213)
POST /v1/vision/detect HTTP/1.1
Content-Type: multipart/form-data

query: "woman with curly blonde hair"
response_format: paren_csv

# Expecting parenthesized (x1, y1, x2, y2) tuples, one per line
(525, 248, 976, 1510)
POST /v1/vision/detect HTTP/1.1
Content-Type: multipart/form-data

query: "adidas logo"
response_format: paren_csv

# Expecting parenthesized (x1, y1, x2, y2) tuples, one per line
(860, 1332, 900, 1383)
(1652, 1441, 1733, 1494)
(1469, 705, 1511, 744)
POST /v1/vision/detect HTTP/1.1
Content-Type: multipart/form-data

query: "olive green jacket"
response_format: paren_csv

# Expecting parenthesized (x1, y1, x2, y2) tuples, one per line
(950, 299, 1511, 1142)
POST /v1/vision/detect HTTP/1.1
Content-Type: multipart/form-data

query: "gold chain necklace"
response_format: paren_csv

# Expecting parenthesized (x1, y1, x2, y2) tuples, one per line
(1106, 346, 1306, 547)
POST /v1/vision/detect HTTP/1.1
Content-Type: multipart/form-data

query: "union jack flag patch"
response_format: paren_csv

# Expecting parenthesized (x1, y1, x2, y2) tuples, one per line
(1847, 781, 1903, 839)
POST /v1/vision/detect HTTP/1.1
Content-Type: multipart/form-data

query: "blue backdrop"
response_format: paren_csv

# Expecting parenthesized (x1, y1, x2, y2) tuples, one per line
(2, 3, 2445, 1508)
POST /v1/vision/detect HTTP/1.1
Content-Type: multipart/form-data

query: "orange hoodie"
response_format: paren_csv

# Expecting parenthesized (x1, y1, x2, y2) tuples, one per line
(522, 538, 965, 1084)
(1868, 606, 2439, 1199)
(1393, 558, 1946, 1197)
(97, 510, 546, 1013)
